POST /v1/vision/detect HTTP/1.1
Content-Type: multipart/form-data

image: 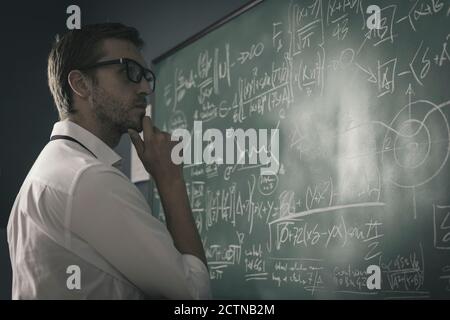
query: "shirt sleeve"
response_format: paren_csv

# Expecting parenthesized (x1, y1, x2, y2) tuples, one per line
(68, 164, 211, 299)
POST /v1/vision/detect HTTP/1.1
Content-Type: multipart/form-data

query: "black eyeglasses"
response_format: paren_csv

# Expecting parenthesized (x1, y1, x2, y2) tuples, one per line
(79, 58, 156, 92)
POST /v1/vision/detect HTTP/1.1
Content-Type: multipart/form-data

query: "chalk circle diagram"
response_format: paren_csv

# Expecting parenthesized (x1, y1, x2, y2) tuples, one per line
(381, 100, 450, 188)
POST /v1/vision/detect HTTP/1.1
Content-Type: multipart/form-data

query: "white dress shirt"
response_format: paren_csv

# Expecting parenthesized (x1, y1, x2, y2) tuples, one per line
(7, 119, 211, 300)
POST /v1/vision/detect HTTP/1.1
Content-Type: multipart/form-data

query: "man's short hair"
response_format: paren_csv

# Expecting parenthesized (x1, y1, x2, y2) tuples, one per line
(47, 23, 144, 120)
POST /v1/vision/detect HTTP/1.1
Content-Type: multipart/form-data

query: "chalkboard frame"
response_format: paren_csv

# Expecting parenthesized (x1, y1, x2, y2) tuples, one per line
(152, 0, 263, 65)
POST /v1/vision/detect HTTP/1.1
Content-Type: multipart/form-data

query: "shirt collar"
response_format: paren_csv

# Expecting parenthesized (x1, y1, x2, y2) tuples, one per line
(50, 119, 122, 168)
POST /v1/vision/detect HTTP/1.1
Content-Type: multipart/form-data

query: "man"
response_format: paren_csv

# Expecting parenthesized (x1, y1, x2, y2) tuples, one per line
(7, 23, 211, 299)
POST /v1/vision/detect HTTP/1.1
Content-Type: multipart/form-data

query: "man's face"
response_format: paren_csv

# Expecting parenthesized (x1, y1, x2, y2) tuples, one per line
(88, 38, 151, 133)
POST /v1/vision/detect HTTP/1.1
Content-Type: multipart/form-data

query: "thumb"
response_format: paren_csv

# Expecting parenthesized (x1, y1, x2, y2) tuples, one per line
(128, 129, 144, 157)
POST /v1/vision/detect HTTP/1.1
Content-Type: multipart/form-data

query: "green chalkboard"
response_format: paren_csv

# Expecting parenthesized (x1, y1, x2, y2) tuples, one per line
(151, 0, 450, 299)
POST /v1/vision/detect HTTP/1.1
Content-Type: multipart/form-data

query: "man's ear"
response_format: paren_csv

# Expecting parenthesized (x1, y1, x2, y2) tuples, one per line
(67, 70, 91, 99)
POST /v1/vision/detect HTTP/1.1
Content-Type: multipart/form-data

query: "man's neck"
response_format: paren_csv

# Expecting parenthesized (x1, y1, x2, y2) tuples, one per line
(67, 113, 121, 149)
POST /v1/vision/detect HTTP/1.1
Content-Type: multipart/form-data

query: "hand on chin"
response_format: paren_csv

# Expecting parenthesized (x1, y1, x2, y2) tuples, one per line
(129, 118, 144, 133)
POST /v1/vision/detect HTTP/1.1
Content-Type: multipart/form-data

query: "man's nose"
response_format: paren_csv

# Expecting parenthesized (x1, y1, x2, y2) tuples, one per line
(137, 77, 152, 96)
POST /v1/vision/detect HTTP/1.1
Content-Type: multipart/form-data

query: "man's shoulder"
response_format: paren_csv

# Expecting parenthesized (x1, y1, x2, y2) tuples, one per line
(26, 141, 125, 195)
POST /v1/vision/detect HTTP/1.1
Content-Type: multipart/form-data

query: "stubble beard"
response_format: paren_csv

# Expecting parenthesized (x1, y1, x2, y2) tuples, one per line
(91, 85, 142, 134)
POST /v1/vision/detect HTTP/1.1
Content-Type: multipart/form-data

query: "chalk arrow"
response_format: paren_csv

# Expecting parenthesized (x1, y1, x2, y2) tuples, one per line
(405, 83, 415, 96)
(356, 63, 377, 83)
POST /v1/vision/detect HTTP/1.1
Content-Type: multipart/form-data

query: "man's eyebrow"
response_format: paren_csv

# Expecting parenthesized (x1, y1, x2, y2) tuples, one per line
(125, 57, 150, 69)
(135, 59, 150, 69)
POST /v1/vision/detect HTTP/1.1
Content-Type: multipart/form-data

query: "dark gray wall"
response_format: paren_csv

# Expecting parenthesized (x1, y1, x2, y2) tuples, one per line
(0, 0, 249, 299)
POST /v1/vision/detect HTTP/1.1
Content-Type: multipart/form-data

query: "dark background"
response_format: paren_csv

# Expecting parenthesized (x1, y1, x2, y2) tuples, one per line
(0, 0, 249, 300)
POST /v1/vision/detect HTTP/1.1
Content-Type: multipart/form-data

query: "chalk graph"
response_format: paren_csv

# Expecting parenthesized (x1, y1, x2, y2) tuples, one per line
(381, 99, 450, 188)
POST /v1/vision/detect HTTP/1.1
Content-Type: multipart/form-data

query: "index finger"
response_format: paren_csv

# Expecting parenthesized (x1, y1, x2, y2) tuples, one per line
(142, 116, 154, 141)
